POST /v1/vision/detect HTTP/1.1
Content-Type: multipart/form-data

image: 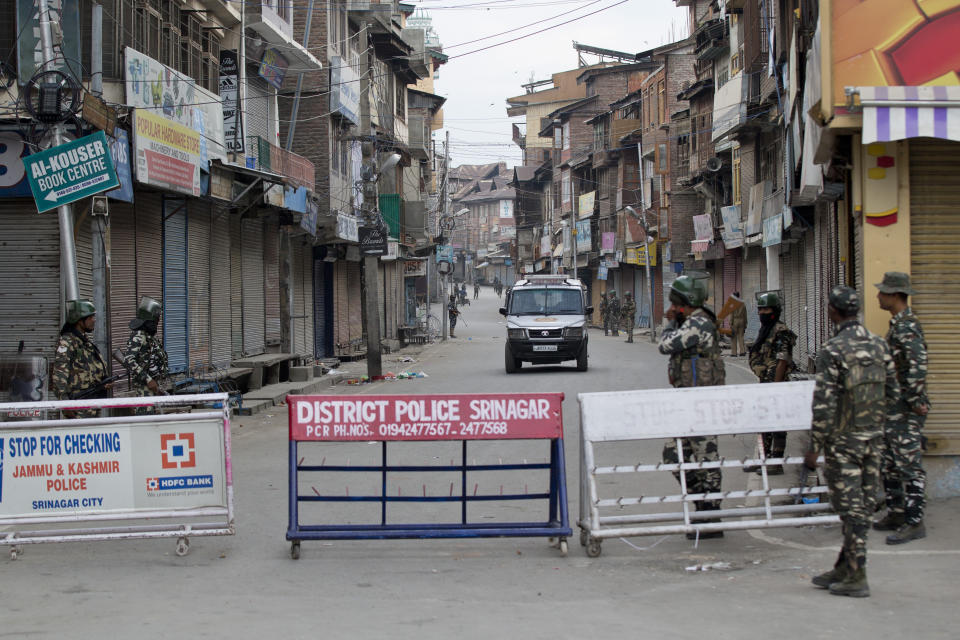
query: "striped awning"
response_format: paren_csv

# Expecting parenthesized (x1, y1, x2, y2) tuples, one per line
(859, 86, 960, 145)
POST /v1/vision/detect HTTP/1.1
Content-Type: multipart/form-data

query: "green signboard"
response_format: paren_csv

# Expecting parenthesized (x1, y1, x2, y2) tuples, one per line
(23, 131, 120, 213)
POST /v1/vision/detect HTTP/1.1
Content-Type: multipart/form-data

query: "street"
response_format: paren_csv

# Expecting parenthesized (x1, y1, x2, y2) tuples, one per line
(3, 287, 957, 639)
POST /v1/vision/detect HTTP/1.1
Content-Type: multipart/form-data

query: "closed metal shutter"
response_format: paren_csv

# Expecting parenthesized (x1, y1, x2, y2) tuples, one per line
(109, 203, 137, 390)
(264, 222, 281, 346)
(242, 218, 266, 356)
(210, 206, 232, 368)
(163, 198, 189, 373)
(741, 249, 765, 343)
(348, 261, 364, 352)
(334, 261, 349, 355)
(292, 240, 314, 357)
(230, 215, 243, 359)
(136, 192, 164, 308)
(246, 78, 271, 165)
(723, 249, 740, 302)
(76, 214, 94, 301)
(314, 258, 331, 358)
(0, 204, 59, 357)
(189, 204, 211, 369)
(909, 139, 960, 454)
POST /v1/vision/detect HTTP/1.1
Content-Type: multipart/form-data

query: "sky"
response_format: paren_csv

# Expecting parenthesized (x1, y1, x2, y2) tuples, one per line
(413, 0, 690, 169)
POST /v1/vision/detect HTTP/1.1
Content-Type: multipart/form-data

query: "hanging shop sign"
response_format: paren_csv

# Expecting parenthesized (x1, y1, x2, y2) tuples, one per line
(575, 219, 591, 253)
(132, 110, 202, 197)
(23, 131, 119, 213)
(259, 48, 289, 90)
(404, 259, 427, 277)
(436, 245, 454, 264)
(329, 55, 360, 125)
(762, 212, 783, 247)
(578, 191, 596, 219)
(300, 198, 318, 237)
(336, 212, 359, 242)
(219, 50, 244, 154)
(359, 225, 388, 256)
(106, 128, 134, 203)
(124, 47, 225, 163)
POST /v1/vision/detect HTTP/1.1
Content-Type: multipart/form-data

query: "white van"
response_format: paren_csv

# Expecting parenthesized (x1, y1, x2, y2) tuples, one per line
(498, 275, 593, 373)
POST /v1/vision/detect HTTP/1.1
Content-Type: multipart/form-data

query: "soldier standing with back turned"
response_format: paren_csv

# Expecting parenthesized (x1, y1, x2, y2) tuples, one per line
(52, 299, 110, 419)
(806, 286, 898, 598)
(658, 275, 726, 539)
(123, 296, 168, 401)
(620, 291, 636, 343)
(604, 290, 620, 337)
(873, 272, 929, 544)
(747, 291, 797, 474)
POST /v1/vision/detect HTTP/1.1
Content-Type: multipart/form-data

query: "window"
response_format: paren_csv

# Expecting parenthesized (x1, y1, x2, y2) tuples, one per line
(562, 123, 570, 150)
(716, 68, 729, 88)
(730, 51, 742, 76)
(657, 143, 668, 174)
(562, 171, 571, 204)
(395, 76, 405, 120)
(657, 80, 665, 125)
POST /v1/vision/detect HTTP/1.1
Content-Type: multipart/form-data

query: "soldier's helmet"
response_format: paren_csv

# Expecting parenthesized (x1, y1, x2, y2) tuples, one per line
(756, 291, 782, 310)
(608, 290, 616, 296)
(874, 271, 916, 296)
(136, 296, 162, 322)
(828, 285, 861, 315)
(66, 299, 96, 324)
(670, 275, 706, 308)
(624, 291, 632, 297)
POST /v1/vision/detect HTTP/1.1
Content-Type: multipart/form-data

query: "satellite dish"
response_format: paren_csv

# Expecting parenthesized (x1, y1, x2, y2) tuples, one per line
(705, 157, 723, 173)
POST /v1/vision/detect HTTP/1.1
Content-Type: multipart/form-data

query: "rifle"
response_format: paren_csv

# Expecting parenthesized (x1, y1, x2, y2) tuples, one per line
(112, 348, 168, 395)
(70, 374, 123, 400)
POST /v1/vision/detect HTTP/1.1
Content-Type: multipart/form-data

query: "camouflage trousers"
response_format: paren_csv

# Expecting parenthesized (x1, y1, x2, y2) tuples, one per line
(604, 315, 618, 335)
(881, 412, 926, 524)
(824, 435, 881, 572)
(663, 436, 722, 510)
(620, 318, 634, 341)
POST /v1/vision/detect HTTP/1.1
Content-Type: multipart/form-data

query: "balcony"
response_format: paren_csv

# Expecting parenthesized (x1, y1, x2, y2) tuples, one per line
(408, 114, 430, 160)
(253, 137, 316, 191)
(611, 117, 641, 142)
(247, 1, 323, 71)
(711, 73, 747, 142)
(694, 18, 729, 61)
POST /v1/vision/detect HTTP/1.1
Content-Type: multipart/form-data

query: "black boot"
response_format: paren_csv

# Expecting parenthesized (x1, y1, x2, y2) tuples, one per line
(812, 551, 848, 588)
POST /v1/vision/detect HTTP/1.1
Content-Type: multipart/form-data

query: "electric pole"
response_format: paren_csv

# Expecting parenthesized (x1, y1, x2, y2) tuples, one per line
(359, 21, 382, 377)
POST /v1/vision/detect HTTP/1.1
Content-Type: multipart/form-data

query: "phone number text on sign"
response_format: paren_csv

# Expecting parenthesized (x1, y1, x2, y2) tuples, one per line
(288, 393, 564, 441)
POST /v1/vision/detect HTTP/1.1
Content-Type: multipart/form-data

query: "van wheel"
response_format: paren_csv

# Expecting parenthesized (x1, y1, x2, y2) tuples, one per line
(505, 345, 520, 373)
(576, 345, 588, 371)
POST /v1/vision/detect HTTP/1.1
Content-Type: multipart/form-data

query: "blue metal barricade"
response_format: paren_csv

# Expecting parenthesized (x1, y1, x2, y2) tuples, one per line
(286, 392, 571, 558)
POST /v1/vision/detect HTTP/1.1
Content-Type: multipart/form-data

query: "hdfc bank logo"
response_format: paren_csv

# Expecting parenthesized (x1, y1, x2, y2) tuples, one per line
(146, 477, 159, 491)
(160, 433, 196, 469)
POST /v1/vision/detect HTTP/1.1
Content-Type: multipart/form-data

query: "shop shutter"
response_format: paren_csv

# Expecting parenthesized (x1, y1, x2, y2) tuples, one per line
(348, 260, 364, 353)
(246, 79, 271, 165)
(76, 214, 94, 301)
(314, 257, 331, 358)
(741, 249, 765, 343)
(241, 218, 266, 356)
(163, 198, 189, 373)
(292, 241, 313, 356)
(210, 207, 232, 368)
(136, 191, 164, 316)
(264, 223, 281, 347)
(230, 215, 243, 359)
(109, 203, 137, 390)
(0, 205, 60, 358)
(334, 261, 350, 356)
(301, 243, 315, 358)
(909, 139, 960, 453)
(188, 205, 211, 369)
(723, 248, 740, 302)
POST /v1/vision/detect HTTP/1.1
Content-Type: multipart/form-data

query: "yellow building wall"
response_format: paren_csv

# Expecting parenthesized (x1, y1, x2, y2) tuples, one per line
(856, 135, 912, 335)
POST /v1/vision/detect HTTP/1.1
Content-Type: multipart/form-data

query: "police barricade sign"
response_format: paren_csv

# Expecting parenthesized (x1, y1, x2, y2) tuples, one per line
(576, 381, 837, 557)
(286, 392, 571, 559)
(0, 394, 234, 558)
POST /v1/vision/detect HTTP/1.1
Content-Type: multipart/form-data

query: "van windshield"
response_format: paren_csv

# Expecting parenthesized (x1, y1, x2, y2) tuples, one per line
(508, 288, 584, 316)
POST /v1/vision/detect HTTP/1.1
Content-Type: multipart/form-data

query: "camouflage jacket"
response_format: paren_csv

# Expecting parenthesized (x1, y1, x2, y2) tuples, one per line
(123, 329, 169, 392)
(599, 297, 609, 319)
(811, 320, 899, 452)
(52, 328, 109, 404)
(620, 298, 636, 322)
(886, 307, 928, 412)
(658, 308, 726, 388)
(730, 303, 747, 329)
(749, 321, 797, 382)
(606, 297, 620, 319)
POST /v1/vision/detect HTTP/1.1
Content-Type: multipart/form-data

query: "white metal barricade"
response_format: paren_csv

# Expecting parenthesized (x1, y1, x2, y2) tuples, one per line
(577, 381, 838, 557)
(0, 394, 234, 558)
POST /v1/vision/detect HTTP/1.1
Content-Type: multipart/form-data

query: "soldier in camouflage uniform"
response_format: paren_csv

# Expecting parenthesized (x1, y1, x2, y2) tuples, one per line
(658, 275, 726, 539)
(599, 293, 609, 335)
(747, 291, 797, 474)
(806, 286, 899, 598)
(620, 291, 636, 343)
(52, 300, 110, 419)
(123, 297, 169, 404)
(873, 272, 929, 544)
(604, 291, 620, 337)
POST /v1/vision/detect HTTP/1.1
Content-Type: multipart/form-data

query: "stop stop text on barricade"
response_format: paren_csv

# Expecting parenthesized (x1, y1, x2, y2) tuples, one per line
(285, 392, 573, 558)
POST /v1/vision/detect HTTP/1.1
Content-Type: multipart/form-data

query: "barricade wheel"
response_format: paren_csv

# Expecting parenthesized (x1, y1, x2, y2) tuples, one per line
(175, 537, 190, 557)
(559, 539, 568, 556)
(9, 545, 23, 560)
(579, 529, 588, 547)
(290, 541, 301, 560)
(585, 537, 602, 558)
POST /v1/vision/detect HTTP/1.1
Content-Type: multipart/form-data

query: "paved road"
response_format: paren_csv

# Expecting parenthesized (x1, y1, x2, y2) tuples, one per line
(3, 286, 957, 638)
